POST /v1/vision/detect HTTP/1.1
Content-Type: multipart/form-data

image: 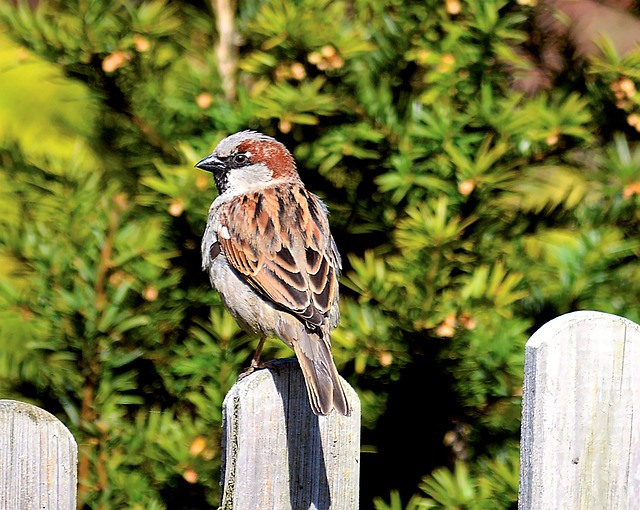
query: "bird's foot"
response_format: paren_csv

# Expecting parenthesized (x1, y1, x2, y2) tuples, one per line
(237, 359, 278, 381)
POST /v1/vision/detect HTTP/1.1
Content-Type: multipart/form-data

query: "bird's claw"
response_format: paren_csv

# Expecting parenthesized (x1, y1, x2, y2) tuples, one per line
(237, 359, 278, 381)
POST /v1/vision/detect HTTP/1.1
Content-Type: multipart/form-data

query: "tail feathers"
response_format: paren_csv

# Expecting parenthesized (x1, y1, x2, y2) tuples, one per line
(281, 323, 350, 416)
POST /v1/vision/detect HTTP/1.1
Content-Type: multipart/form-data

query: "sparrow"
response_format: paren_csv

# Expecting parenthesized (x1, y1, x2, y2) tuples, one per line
(195, 130, 350, 416)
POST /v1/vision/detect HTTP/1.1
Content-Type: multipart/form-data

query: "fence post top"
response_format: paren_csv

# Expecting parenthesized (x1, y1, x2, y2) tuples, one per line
(526, 310, 640, 349)
(0, 399, 70, 426)
(222, 357, 360, 418)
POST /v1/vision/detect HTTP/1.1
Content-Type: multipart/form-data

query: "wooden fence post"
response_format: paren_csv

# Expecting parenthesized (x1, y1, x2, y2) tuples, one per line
(219, 358, 360, 510)
(0, 399, 77, 510)
(519, 311, 640, 509)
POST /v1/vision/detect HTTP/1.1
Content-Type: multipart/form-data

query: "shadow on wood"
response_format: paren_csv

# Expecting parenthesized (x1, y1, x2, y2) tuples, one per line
(519, 311, 640, 509)
(219, 358, 360, 510)
(0, 399, 77, 510)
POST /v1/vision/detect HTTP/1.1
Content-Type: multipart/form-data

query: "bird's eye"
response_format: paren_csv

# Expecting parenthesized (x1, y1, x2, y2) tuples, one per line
(233, 153, 248, 165)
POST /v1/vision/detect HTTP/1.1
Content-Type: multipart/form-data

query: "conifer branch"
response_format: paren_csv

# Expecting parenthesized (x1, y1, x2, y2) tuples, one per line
(212, 0, 238, 101)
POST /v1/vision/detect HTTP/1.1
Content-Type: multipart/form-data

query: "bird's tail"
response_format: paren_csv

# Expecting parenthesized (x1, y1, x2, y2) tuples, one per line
(280, 322, 350, 416)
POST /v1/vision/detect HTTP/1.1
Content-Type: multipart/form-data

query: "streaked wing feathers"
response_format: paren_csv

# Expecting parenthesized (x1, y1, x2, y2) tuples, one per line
(217, 185, 340, 329)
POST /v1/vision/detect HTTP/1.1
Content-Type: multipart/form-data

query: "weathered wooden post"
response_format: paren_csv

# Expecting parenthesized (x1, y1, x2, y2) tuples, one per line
(519, 311, 640, 509)
(0, 399, 77, 510)
(219, 358, 360, 509)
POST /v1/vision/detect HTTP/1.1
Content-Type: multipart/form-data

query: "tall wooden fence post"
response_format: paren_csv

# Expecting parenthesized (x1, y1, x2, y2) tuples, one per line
(519, 311, 640, 509)
(0, 399, 77, 510)
(219, 358, 360, 510)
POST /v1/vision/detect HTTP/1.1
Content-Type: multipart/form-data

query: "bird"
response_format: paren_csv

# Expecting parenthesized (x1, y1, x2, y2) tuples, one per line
(195, 130, 350, 416)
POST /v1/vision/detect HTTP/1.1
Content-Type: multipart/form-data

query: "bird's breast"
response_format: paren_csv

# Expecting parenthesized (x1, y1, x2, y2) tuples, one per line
(207, 254, 282, 338)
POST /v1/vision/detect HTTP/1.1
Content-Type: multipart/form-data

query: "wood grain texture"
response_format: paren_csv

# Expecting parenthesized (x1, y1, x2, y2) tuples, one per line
(519, 311, 640, 509)
(0, 399, 77, 510)
(219, 358, 360, 510)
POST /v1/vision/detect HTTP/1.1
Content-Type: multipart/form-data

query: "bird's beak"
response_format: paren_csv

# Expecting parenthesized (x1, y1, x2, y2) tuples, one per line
(195, 154, 225, 172)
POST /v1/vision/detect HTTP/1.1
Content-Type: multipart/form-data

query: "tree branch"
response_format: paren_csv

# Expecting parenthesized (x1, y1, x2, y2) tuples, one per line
(212, 0, 238, 101)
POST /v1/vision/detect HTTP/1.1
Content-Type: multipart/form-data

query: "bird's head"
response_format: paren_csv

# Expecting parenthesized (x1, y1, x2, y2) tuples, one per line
(195, 130, 299, 196)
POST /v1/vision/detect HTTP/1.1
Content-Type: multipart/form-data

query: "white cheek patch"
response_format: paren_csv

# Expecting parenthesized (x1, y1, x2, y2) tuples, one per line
(225, 162, 274, 195)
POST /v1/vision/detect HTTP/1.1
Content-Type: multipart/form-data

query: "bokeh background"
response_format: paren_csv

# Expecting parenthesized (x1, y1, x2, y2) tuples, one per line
(1, 0, 640, 508)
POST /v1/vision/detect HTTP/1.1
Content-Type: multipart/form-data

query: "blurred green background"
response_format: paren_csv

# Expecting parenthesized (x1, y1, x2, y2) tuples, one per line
(1, 0, 640, 508)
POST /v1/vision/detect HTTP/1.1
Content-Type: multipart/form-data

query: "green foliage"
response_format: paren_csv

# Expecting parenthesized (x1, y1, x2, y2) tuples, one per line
(374, 453, 519, 510)
(417, 454, 519, 510)
(1, 0, 640, 508)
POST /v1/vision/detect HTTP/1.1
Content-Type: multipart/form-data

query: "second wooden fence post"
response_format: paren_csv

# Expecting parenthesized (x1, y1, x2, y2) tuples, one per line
(219, 358, 360, 510)
(0, 399, 77, 510)
(519, 310, 640, 509)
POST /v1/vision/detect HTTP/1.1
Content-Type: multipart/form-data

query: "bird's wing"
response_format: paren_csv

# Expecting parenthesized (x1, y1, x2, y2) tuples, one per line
(217, 184, 341, 329)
